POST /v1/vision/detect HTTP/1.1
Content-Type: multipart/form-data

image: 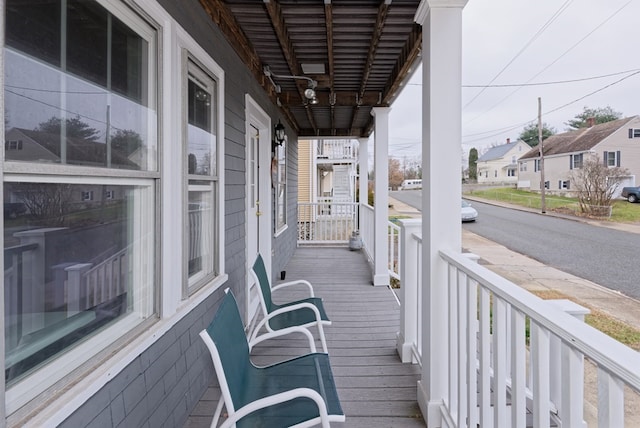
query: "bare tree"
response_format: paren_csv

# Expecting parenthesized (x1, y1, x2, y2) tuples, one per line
(570, 157, 629, 216)
(388, 158, 404, 190)
(19, 183, 74, 226)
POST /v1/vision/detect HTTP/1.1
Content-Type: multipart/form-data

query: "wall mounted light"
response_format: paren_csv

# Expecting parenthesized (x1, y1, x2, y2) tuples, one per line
(264, 65, 318, 105)
(273, 120, 286, 151)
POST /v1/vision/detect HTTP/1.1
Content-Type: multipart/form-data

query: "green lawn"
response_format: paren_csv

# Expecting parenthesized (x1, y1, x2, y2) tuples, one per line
(464, 187, 640, 223)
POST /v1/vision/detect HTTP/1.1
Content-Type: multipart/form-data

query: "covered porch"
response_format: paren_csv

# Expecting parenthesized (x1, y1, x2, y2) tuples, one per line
(186, 247, 424, 427)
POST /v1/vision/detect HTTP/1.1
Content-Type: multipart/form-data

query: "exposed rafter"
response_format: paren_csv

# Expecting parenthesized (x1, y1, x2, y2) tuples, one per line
(199, 0, 301, 133)
(263, 0, 317, 133)
(201, 1, 423, 138)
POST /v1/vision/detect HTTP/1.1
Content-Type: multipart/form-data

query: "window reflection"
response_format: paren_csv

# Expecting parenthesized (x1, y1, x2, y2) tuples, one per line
(3, 182, 153, 384)
(4, 0, 155, 171)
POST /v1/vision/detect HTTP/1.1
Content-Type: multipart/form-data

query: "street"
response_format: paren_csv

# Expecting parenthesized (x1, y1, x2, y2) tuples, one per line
(390, 190, 640, 300)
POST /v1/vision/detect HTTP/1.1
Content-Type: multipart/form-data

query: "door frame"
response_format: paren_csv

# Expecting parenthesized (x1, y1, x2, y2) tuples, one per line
(245, 95, 272, 320)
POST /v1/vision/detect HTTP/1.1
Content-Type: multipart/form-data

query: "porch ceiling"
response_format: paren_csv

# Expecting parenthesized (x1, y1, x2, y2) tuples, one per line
(199, 0, 423, 138)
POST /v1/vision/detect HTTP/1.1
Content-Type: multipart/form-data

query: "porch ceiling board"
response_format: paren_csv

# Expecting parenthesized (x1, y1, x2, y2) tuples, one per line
(198, 0, 423, 138)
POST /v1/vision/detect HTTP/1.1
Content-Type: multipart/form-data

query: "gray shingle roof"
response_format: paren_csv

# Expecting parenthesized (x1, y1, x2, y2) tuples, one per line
(478, 141, 522, 161)
(519, 116, 638, 160)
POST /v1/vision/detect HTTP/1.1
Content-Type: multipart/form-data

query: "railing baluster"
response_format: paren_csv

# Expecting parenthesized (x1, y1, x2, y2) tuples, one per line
(479, 287, 491, 427)
(598, 368, 624, 427)
(448, 264, 459, 419)
(457, 269, 468, 427)
(493, 296, 508, 427)
(466, 276, 478, 428)
(510, 308, 527, 427)
(531, 321, 551, 428)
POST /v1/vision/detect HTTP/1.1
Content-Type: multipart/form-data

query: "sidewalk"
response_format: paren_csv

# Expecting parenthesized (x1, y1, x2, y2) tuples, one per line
(388, 196, 640, 332)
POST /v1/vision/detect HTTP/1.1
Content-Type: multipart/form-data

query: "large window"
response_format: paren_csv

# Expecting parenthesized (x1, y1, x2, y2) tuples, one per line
(3, 0, 157, 409)
(274, 142, 287, 232)
(184, 57, 219, 295)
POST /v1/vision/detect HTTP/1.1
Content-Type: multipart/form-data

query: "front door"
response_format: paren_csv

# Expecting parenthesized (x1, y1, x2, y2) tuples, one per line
(245, 96, 271, 324)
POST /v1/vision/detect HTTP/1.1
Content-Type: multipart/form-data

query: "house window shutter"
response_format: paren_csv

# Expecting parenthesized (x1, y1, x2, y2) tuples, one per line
(603, 151, 608, 166)
(558, 180, 562, 189)
(567, 180, 570, 190)
(617, 151, 621, 167)
(569, 155, 573, 170)
(630, 129, 634, 139)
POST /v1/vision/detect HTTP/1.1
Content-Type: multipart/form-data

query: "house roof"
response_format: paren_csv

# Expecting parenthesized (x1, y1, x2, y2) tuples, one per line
(519, 116, 638, 160)
(11, 128, 139, 168)
(199, 0, 422, 138)
(478, 141, 524, 162)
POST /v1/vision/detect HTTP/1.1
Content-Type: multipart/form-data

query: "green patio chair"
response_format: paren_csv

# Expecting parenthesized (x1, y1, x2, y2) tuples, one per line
(250, 253, 330, 353)
(199, 290, 345, 428)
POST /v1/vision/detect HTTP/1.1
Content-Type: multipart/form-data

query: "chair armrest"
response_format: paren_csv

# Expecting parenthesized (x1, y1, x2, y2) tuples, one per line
(220, 388, 331, 428)
(248, 324, 317, 353)
(271, 279, 315, 297)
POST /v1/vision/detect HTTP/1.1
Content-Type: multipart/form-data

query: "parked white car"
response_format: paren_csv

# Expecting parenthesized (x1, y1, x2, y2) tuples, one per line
(461, 199, 478, 222)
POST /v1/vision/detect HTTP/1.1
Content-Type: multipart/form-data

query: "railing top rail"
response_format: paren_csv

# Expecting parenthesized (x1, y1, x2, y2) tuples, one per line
(440, 248, 640, 393)
(5, 243, 39, 255)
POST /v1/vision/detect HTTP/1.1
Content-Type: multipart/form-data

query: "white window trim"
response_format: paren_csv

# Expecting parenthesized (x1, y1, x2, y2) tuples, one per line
(274, 142, 288, 235)
(163, 23, 226, 315)
(3, 0, 161, 416)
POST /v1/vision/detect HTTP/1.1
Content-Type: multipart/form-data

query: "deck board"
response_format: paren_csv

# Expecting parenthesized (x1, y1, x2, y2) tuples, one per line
(183, 247, 425, 427)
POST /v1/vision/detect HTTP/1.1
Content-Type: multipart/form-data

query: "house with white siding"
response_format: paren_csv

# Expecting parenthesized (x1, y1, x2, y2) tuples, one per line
(518, 116, 640, 196)
(476, 139, 530, 185)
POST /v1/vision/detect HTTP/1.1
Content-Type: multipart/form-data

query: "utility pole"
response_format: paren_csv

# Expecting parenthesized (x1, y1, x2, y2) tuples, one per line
(538, 97, 546, 213)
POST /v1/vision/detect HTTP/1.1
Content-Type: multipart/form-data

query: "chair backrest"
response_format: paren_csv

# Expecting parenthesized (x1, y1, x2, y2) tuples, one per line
(203, 291, 251, 407)
(252, 254, 275, 313)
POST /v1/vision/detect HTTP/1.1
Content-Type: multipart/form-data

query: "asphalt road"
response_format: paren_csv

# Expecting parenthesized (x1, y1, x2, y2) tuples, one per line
(390, 190, 640, 300)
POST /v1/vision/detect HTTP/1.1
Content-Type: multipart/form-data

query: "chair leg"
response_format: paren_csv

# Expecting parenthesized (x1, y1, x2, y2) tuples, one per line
(211, 397, 226, 428)
(318, 323, 328, 354)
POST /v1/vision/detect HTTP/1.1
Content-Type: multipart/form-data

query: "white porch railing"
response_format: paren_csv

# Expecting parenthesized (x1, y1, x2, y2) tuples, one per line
(316, 140, 358, 160)
(360, 203, 374, 260)
(388, 220, 401, 280)
(297, 201, 359, 245)
(395, 219, 640, 427)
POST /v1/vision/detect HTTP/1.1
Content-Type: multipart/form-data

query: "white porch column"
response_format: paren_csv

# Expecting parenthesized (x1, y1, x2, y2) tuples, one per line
(371, 107, 390, 287)
(415, 1, 468, 426)
(358, 137, 369, 208)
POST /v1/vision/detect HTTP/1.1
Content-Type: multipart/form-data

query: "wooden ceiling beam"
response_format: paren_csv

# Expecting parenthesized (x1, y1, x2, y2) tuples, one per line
(358, 1, 390, 100)
(279, 91, 387, 108)
(199, 0, 302, 133)
(324, 2, 336, 132)
(264, 0, 317, 133)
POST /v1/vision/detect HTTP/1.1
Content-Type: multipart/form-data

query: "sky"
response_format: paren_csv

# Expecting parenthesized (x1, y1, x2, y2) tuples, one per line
(385, 0, 640, 163)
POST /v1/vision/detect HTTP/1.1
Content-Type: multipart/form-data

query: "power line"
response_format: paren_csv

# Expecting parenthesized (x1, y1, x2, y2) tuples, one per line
(461, 70, 640, 145)
(462, 69, 640, 88)
(464, 0, 634, 126)
(462, 0, 575, 110)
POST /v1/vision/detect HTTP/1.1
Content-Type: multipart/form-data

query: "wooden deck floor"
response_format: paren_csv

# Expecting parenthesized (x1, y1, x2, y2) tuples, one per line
(184, 247, 425, 427)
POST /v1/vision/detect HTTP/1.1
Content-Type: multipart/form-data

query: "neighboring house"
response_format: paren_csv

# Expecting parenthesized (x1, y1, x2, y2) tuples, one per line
(297, 139, 358, 241)
(476, 139, 530, 184)
(518, 116, 640, 196)
(298, 139, 358, 204)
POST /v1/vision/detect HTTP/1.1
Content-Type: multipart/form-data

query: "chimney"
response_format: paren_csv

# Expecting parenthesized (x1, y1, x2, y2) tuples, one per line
(506, 138, 510, 144)
(587, 117, 595, 127)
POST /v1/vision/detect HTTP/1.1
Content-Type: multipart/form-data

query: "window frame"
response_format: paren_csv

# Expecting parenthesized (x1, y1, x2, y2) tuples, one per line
(181, 51, 224, 298)
(274, 139, 288, 235)
(2, 0, 160, 414)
